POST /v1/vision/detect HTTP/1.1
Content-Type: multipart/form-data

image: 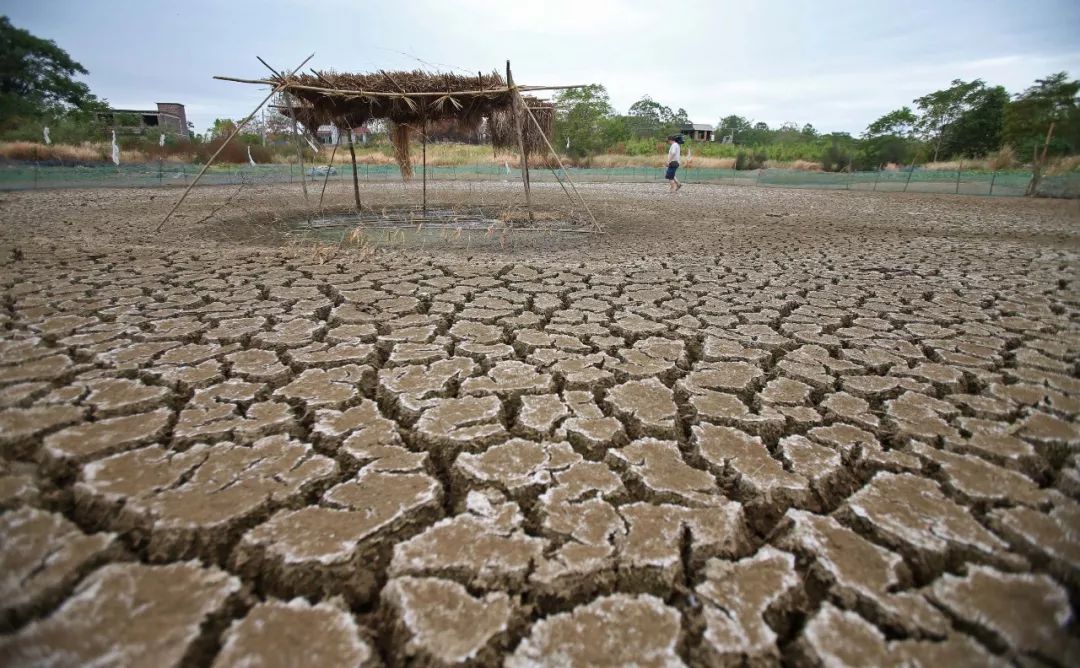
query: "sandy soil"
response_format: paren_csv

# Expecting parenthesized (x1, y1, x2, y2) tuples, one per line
(0, 181, 1078, 666)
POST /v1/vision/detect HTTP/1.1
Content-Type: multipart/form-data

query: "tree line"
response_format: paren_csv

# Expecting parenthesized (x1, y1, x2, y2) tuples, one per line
(552, 75, 1080, 170)
(2, 14, 1077, 172)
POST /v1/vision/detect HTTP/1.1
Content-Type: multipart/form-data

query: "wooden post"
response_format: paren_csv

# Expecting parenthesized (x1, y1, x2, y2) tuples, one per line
(291, 101, 311, 222)
(155, 53, 313, 231)
(903, 157, 917, 192)
(422, 115, 428, 214)
(1027, 122, 1055, 196)
(989, 171, 997, 196)
(955, 158, 963, 194)
(317, 132, 339, 214)
(506, 60, 533, 222)
(348, 131, 362, 213)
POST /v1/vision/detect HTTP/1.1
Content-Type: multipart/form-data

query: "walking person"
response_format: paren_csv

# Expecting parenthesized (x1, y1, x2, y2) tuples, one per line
(666, 134, 684, 193)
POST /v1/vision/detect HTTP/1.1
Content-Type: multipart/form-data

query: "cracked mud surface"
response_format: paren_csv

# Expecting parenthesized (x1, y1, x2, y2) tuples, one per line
(0, 181, 1078, 666)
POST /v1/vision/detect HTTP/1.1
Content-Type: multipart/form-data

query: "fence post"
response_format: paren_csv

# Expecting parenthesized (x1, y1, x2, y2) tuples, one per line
(755, 168, 763, 186)
(873, 165, 881, 191)
(955, 159, 962, 194)
(903, 162, 916, 192)
(989, 171, 997, 196)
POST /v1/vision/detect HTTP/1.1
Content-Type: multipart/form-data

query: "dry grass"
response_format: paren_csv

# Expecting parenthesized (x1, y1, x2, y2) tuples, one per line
(317, 144, 528, 169)
(924, 159, 991, 171)
(489, 97, 555, 157)
(766, 159, 822, 171)
(0, 141, 175, 164)
(924, 152, 1024, 172)
(390, 124, 413, 179)
(986, 146, 1018, 171)
(1046, 155, 1080, 175)
(581, 154, 737, 169)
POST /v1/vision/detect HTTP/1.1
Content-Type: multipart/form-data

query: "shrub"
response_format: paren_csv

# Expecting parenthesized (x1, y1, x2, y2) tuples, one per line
(821, 143, 852, 172)
(735, 150, 767, 170)
(986, 145, 1017, 170)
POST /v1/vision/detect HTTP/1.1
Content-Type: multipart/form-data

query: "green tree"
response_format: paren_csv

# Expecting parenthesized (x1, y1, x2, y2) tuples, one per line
(820, 132, 857, 171)
(863, 107, 920, 166)
(554, 85, 615, 157)
(627, 96, 667, 138)
(742, 121, 772, 146)
(914, 79, 988, 161)
(801, 123, 817, 138)
(0, 16, 102, 129)
(209, 118, 238, 139)
(627, 96, 689, 139)
(940, 85, 1008, 158)
(717, 115, 751, 143)
(866, 107, 918, 138)
(1003, 72, 1080, 158)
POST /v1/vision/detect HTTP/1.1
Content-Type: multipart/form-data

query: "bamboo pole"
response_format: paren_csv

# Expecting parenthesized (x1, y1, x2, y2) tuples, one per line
(520, 98, 602, 233)
(422, 115, 428, 214)
(348, 132, 362, 213)
(1026, 121, 1056, 197)
(212, 76, 589, 97)
(291, 100, 312, 222)
(506, 61, 532, 222)
(903, 155, 918, 192)
(156, 53, 313, 232)
(318, 132, 339, 213)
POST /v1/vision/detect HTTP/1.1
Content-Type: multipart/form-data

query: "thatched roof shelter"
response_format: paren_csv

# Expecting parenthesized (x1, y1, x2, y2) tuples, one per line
(244, 68, 555, 177)
(275, 70, 511, 128)
(193, 59, 600, 233)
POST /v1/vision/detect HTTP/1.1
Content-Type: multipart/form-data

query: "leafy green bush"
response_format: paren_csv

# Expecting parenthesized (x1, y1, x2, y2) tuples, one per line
(734, 150, 767, 170)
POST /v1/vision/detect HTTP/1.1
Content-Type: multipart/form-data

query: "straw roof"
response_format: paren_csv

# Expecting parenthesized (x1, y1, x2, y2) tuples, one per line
(271, 69, 513, 128)
(267, 69, 556, 177)
(490, 97, 555, 157)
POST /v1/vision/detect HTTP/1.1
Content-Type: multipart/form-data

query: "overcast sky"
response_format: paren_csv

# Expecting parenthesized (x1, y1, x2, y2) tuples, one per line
(7, 0, 1080, 135)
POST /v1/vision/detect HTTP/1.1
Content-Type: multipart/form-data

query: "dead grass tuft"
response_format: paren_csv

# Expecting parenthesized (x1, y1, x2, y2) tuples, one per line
(766, 159, 822, 171)
(0, 141, 105, 162)
(1045, 155, 1080, 175)
(986, 146, 1017, 171)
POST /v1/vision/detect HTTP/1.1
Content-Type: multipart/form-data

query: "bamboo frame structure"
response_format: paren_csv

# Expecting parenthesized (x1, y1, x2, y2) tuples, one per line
(156, 53, 313, 231)
(161, 56, 601, 235)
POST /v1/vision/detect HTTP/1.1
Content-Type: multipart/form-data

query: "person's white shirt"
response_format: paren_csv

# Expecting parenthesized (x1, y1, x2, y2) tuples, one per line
(667, 141, 681, 164)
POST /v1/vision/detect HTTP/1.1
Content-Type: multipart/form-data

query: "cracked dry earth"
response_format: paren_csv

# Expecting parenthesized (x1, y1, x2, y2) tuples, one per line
(0, 182, 1078, 667)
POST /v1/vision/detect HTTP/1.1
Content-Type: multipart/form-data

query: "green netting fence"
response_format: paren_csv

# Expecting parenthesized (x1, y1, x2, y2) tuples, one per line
(1, 161, 1077, 198)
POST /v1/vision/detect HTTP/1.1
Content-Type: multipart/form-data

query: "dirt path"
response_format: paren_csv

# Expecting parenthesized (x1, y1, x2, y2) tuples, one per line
(0, 182, 1078, 666)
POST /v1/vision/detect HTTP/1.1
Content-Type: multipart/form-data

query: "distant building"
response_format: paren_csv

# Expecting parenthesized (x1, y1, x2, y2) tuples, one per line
(681, 123, 714, 142)
(99, 103, 190, 138)
(316, 124, 370, 145)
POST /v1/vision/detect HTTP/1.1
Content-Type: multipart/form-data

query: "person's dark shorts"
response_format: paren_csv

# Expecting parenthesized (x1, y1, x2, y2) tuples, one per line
(665, 161, 679, 180)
